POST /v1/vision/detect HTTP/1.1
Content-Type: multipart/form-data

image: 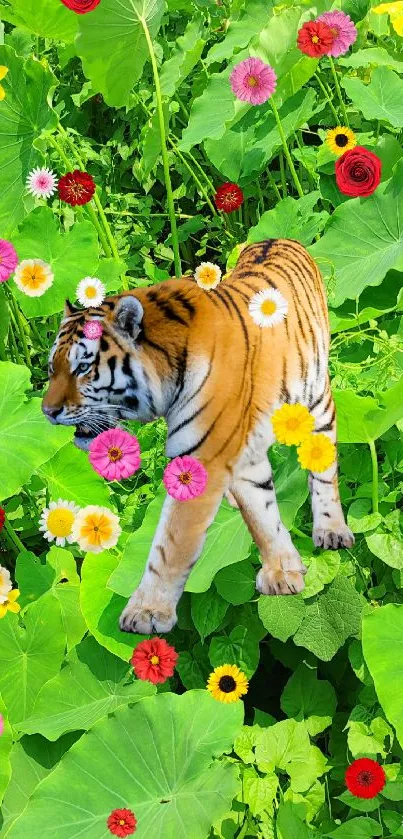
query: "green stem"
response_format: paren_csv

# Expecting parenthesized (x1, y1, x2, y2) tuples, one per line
(328, 57, 349, 127)
(47, 132, 71, 170)
(266, 165, 282, 201)
(3, 518, 25, 554)
(168, 138, 217, 216)
(271, 100, 304, 198)
(6, 288, 32, 369)
(278, 151, 287, 198)
(368, 439, 379, 514)
(7, 320, 20, 363)
(314, 73, 339, 124)
(84, 202, 113, 258)
(141, 21, 181, 277)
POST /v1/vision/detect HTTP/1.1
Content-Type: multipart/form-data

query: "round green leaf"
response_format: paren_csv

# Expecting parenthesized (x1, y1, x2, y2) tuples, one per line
(366, 532, 403, 569)
(1, 0, 78, 41)
(0, 693, 12, 805)
(258, 593, 305, 642)
(363, 604, 403, 749)
(280, 662, 337, 736)
(38, 444, 110, 508)
(214, 559, 256, 605)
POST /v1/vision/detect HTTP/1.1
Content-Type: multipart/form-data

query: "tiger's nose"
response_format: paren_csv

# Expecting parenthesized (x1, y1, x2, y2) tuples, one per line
(42, 405, 62, 424)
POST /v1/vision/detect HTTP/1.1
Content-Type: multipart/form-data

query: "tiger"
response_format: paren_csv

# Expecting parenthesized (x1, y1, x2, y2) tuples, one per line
(42, 238, 354, 635)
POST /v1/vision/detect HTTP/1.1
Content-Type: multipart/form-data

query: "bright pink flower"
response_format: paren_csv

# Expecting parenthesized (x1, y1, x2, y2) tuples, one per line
(83, 320, 103, 340)
(0, 239, 18, 283)
(317, 11, 357, 57)
(89, 428, 141, 481)
(163, 455, 208, 501)
(230, 57, 277, 105)
(26, 167, 57, 199)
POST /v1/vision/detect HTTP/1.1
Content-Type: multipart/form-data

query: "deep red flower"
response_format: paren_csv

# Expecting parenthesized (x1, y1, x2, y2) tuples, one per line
(107, 808, 137, 837)
(345, 758, 386, 799)
(130, 637, 178, 685)
(58, 170, 96, 206)
(214, 182, 244, 213)
(0, 508, 5, 533)
(335, 146, 382, 197)
(297, 20, 335, 57)
(60, 0, 101, 13)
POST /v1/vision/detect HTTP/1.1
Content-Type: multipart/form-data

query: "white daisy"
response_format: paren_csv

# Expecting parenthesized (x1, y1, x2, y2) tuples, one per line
(0, 565, 12, 605)
(14, 259, 54, 297)
(248, 288, 288, 327)
(194, 262, 222, 290)
(76, 276, 106, 308)
(26, 167, 57, 200)
(39, 498, 80, 547)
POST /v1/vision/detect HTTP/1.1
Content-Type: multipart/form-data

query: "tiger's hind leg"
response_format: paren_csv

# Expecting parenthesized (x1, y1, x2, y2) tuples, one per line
(229, 456, 307, 595)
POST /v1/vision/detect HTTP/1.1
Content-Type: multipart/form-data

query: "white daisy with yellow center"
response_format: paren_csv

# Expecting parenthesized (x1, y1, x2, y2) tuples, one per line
(39, 498, 80, 547)
(194, 262, 222, 290)
(76, 276, 106, 308)
(248, 288, 288, 327)
(14, 259, 54, 297)
(0, 565, 12, 604)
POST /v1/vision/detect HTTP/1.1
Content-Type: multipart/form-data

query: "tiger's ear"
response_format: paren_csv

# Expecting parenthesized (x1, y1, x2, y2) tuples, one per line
(113, 295, 144, 340)
(64, 299, 79, 317)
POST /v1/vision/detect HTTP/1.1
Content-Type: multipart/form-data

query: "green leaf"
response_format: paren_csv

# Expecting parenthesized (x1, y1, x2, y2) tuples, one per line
(348, 499, 382, 534)
(276, 801, 318, 839)
(160, 17, 206, 96)
(248, 192, 328, 248)
(214, 559, 256, 605)
(255, 719, 327, 792)
(0, 46, 57, 237)
(46, 546, 87, 651)
(255, 9, 318, 107)
(76, 0, 165, 108)
(302, 551, 341, 600)
(310, 160, 403, 307)
(242, 767, 278, 816)
(209, 625, 261, 678)
(0, 362, 71, 503)
(293, 577, 365, 662)
(7, 691, 243, 839)
(258, 594, 305, 642)
(38, 443, 110, 507)
(18, 635, 155, 740)
(346, 716, 392, 758)
(342, 67, 403, 128)
(339, 47, 403, 73)
(176, 645, 210, 690)
(0, 0, 77, 41)
(281, 663, 337, 735)
(0, 693, 12, 805)
(180, 67, 240, 152)
(363, 604, 403, 748)
(0, 593, 66, 726)
(191, 589, 229, 641)
(12, 208, 99, 318)
(334, 379, 403, 443)
(205, 0, 274, 65)
(271, 447, 310, 530)
(326, 816, 383, 838)
(366, 532, 403, 570)
(185, 500, 252, 593)
(15, 550, 55, 609)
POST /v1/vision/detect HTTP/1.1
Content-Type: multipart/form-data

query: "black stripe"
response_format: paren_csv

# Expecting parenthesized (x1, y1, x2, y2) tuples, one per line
(171, 291, 196, 317)
(170, 343, 188, 408)
(168, 398, 212, 438)
(316, 407, 336, 432)
(177, 405, 227, 456)
(218, 287, 249, 348)
(280, 356, 290, 402)
(178, 350, 215, 411)
(122, 353, 132, 377)
(235, 270, 278, 290)
(158, 298, 188, 326)
(140, 334, 172, 365)
(251, 478, 274, 491)
(108, 356, 116, 388)
(214, 288, 234, 316)
(311, 475, 333, 484)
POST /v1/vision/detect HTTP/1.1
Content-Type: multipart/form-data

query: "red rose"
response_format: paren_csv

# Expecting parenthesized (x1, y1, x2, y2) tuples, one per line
(345, 758, 386, 799)
(60, 0, 101, 12)
(107, 808, 137, 837)
(297, 20, 335, 57)
(58, 170, 96, 206)
(335, 146, 382, 197)
(214, 182, 244, 213)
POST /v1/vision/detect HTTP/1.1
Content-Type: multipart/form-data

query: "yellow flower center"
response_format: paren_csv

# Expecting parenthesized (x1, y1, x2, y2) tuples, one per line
(179, 471, 192, 485)
(311, 446, 323, 459)
(199, 268, 216, 285)
(261, 300, 277, 315)
(47, 508, 75, 538)
(81, 513, 113, 546)
(247, 75, 258, 87)
(311, 34, 319, 42)
(108, 446, 122, 462)
(119, 820, 126, 826)
(286, 418, 300, 431)
(20, 265, 48, 291)
(149, 655, 160, 665)
(85, 286, 97, 299)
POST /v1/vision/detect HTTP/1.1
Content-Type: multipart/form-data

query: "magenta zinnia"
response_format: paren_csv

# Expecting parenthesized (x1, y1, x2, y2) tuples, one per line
(89, 429, 141, 481)
(0, 239, 18, 284)
(230, 57, 277, 105)
(317, 11, 357, 56)
(163, 455, 208, 501)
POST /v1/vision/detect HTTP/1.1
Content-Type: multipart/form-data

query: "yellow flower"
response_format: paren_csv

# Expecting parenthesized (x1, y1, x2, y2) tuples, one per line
(326, 127, 357, 156)
(207, 664, 249, 704)
(71, 505, 121, 554)
(14, 259, 54, 297)
(373, 2, 403, 35)
(194, 262, 222, 290)
(297, 433, 336, 473)
(271, 403, 315, 446)
(39, 499, 79, 547)
(0, 66, 8, 101)
(0, 589, 21, 619)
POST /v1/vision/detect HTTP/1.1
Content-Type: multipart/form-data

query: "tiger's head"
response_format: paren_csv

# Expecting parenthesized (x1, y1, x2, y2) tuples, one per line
(42, 294, 162, 450)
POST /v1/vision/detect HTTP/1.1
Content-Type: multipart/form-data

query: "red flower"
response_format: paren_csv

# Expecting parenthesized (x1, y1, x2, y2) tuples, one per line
(60, 0, 101, 12)
(107, 808, 137, 837)
(130, 637, 178, 685)
(0, 508, 5, 533)
(58, 170, 96, 206)
(345, 758, 386, 799)
(335, 146, 382, 197)
(297, 20, 335, 57)
(214, 182, 244, 213)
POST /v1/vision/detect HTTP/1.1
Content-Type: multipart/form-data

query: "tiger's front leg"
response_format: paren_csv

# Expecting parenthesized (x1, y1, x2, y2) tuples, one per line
(119, 468, 227, 634)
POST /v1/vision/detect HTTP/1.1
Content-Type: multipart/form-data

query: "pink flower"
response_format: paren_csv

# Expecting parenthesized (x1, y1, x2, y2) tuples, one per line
(26, 167, 57, 199)
(83, 320, 103, 340)
(230, 57, 277, 105)
(163, 455, 208, 501)
(0, 239, 18, 283)
(317, 11, 357, 57)
(89, 428, 141, 481)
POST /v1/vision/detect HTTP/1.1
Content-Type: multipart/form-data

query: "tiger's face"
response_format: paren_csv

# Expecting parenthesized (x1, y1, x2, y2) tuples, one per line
(42, 295, 159, 450)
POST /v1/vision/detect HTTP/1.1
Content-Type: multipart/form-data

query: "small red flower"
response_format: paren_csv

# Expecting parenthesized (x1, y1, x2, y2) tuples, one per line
(214, 182, 244, 213)
(60, 0, 101, 12)
(107, 808, 137, 837)
(58, 170, 96, 206)
(297, 20, 335, 57)
(335, 146, 382, 197)
(345, 758, 386, 799)
(131, 637, 178, 685)
(0, 508, 5, 533)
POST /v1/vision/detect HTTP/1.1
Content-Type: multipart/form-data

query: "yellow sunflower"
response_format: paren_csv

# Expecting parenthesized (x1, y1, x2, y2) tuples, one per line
(271, 403, 315, 446)
(297, 433, 336, 473)
(207, 664, 249, 703)
(326, 126, 357, 156)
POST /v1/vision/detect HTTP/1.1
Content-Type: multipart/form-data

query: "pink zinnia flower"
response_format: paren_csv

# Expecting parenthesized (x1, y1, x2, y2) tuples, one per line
(83, 320, 103, 340)
(26, 167, 57, 199)
(163, 455, 208, 501)
(317, 11, 357, 57)
(230, 57, 277, 105)
(89, 429, 141, 481)
(0, 239, 18, 283)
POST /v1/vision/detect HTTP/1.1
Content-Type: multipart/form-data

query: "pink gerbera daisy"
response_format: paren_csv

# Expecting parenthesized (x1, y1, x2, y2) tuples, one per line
(163, 455, 208, 501)
(26, 167, 57, 199)
(89, 428, 141, 481)
(0, 239, 18, 283)
(317, 11, 357, 57)
(83, 320, 103, 340)
(230, 57, 277, 105)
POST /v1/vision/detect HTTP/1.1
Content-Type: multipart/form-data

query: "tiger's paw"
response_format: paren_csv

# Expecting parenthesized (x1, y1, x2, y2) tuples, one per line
(119, 591, 177, 635)
(313, 524, 355, 550)
(256, 567, 305, 596)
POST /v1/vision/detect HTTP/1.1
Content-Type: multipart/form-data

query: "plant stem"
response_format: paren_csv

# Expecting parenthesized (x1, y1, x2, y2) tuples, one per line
(314, 72, 339, 124)
(328, 57, 349, 127)
(141, 21, 182, 277)
(3, 518, 25, 554)
(267, 165, 282, 201)
(278, 151, 287, 198)
(6, 288, 32, 369)
(271, 99, 304, 198)
(167, 138, 217, 215)
(368, 438, 379, 514)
